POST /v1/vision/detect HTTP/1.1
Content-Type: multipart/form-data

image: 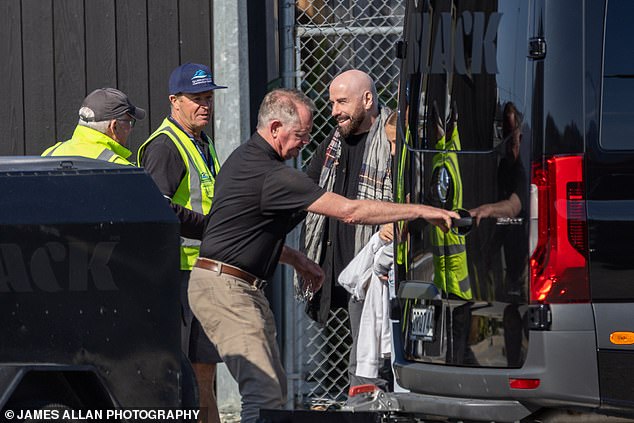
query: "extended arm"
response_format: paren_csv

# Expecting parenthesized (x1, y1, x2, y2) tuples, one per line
(306, 191, 458, 232)
(469, 193, 521, 225)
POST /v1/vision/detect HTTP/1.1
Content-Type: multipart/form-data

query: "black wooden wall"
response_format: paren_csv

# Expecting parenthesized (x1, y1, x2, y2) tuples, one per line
(0, 0, 214, 158)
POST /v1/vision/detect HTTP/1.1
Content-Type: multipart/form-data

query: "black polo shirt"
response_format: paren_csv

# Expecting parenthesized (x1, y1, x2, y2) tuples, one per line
(199, 132, 325, 279)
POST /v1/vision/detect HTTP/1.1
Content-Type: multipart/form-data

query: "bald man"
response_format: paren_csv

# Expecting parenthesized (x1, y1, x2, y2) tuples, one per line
(302, 69, 395, 392)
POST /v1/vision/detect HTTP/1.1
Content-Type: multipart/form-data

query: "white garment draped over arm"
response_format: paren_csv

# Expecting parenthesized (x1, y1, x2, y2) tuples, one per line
(338, 232, 394, 378)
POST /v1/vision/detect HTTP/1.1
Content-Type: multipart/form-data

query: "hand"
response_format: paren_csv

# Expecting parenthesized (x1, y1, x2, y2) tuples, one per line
(469, 205, 489, 226)
(469, 194, 522, 226)
(379, 223, 394, 242)
(299, 265, 324, 295)
(420, 206, 460, 233)
(295, 255, 324, 300)
(280, 246, 325, 302)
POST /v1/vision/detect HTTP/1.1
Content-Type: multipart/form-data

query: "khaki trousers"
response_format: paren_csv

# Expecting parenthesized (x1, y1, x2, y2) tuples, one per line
(188, 266, 286, 423)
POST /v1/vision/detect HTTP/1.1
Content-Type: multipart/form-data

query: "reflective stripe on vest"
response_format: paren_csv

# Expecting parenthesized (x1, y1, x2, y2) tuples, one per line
(396, 127, 411, 268)
(432, 243, 466, 256)
(96, 149, 118, 162)
(41, 127, 132, 165)
(138, 119, 219, 270)
(42, 143, 62, 157)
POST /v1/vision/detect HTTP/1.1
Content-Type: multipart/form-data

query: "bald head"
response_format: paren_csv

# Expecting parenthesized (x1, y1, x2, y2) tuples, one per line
(329, 69, 379, 137)
(331, 70, 376, 96)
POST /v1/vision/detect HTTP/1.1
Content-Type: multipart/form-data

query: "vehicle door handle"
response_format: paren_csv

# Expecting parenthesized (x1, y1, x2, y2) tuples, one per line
(452, 217, 473, 227)
(451, 209, 473, 235)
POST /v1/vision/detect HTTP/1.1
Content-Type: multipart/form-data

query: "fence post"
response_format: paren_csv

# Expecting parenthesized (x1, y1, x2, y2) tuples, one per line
(212, 0, 250, 416)
(213, 0, 250, 163)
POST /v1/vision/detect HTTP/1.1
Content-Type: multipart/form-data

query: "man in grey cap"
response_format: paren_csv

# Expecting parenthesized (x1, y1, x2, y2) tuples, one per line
(42, 88, 145, 165)
(137, 62, 226, 423)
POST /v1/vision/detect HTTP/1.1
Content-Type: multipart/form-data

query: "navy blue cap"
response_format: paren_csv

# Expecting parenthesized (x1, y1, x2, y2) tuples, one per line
(168, 63, 227, 95)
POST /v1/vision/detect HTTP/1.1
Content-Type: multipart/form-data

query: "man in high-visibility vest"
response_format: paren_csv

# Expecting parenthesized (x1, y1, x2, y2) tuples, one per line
(429, 105, 475, 365)
(42, 88, 145, 165)
(429, 110, 472, 301)
(138, 63, 225, 423)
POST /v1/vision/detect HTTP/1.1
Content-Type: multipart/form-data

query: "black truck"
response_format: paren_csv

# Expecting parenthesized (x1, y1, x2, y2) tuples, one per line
(0, 157, 196, 420)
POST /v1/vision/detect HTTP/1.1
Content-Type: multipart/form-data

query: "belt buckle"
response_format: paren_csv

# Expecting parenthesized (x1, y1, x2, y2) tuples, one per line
(253, 279, 267, 290)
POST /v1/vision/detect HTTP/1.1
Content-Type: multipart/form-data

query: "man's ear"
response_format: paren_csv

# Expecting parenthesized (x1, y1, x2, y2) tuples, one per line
(169, 95, 179, 109)
(270, 120, 283, 137)
(107, 119, 119, 140)
(363, 90, 374, 110)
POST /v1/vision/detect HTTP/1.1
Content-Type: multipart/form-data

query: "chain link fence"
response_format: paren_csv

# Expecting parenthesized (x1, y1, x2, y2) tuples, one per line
(295, 0, 405, 168)
(288, 0, 405, 407)
(300, 308, 351, 404)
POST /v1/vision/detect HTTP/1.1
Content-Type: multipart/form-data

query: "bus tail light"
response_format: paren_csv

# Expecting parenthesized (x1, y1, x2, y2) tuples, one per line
(530, 155, 589, 304)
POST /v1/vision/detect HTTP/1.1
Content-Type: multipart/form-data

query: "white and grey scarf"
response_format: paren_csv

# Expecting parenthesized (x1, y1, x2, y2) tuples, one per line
(296, 107, 393, 314)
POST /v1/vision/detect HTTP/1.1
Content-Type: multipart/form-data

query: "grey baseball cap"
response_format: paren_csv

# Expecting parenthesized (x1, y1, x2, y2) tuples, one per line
(79, 88, 146, 122)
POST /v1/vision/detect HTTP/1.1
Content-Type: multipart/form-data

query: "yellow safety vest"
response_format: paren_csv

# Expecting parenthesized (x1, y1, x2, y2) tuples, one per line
(430, 125, 472, 300)
(137, 118, 220, 270)
(395, 127, 410, 268)
(42, 125, 133, 166)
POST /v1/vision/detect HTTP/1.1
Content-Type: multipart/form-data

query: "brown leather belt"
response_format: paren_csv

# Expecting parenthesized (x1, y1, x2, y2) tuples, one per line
(194, 258, 266, 289)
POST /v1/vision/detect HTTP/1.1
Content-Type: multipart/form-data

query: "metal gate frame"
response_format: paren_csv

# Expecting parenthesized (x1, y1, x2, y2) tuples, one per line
(281, 0, 405, 408)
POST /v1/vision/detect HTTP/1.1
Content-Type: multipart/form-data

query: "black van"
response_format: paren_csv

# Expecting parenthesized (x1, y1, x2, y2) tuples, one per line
(392, 0, 634, 421)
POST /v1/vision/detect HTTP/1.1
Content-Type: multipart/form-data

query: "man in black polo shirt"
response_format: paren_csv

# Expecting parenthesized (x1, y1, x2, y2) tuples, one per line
(188, 88, 458, 423)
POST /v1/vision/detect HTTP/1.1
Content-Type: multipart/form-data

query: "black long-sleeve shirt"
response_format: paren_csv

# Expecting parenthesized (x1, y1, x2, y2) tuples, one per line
(306, 130, 368, 309)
